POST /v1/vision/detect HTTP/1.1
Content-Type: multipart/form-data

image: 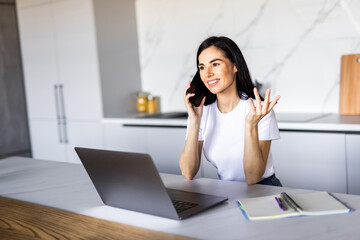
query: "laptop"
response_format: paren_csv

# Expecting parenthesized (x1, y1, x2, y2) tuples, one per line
(75, 147, 228, 220)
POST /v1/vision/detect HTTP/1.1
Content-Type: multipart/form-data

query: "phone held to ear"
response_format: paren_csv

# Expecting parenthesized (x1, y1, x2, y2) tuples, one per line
(186, 71, 207, 107)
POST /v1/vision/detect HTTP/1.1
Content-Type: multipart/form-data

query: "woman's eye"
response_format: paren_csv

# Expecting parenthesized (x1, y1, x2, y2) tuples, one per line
(199, 66, 205, 70)
(213, 62, 219, 67)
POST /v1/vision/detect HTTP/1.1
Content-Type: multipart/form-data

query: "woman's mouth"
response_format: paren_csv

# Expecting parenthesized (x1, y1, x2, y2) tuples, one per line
(207, 79, 220, 87)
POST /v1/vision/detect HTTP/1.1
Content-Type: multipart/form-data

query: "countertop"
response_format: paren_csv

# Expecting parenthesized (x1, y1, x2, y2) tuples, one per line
(103, 113, 360, 133)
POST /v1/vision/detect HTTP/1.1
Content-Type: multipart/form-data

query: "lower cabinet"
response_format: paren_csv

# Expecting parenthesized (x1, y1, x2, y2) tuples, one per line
(29, 119, 104, 163)
(103, 123, 205, 177)
(346, 134, 360, 195)
(145, 127, 185, 175)
(103, 123, 186, 175)
(103, 122, 148, 154)
(272, 131, 347, 193)
(103, 122, 359, 194)
(29, 120, 67, 162)
(66, 121, 104, 163)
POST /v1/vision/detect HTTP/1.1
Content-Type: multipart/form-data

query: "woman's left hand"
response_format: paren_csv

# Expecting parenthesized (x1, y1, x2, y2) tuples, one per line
(246, 88, 280, 126)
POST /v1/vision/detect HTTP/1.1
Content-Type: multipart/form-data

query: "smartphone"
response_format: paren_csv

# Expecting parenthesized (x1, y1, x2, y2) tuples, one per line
(186, 71, 207, 107)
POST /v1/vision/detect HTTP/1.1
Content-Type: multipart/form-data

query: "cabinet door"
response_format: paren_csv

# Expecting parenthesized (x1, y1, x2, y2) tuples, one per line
(346, 134, 360, 195)
(16, 0, 51, 9)
(201, 153, 219, 179)
(17, 3, 59, 120)
(103, 123, 147, 154)
(29, 120, 67, 162)
(52, 0, 102, 120)
(146, 127, 186, 175)
(66, 121, 104, 163)
(272, 132, 347, 193)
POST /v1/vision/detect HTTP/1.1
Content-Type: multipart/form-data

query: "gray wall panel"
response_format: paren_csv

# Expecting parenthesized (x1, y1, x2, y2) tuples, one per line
(0, 2, 31, 158)
(93, 0, 141, 117)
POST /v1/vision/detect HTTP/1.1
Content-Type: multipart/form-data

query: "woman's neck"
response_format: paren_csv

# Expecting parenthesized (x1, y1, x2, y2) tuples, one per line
(216, 92, 240, 113)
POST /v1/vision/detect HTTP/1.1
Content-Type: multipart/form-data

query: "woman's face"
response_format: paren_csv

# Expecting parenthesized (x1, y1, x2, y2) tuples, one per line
(198, 46, 237, 95)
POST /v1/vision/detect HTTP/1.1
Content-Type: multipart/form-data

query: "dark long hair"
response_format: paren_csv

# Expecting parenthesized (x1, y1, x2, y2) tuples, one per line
(196, 36, 259, 105)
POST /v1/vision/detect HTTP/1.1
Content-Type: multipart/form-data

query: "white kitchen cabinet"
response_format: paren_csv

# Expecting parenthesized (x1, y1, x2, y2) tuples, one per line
(17, 0, 103, 163)
(103, 123, 147, 154)
(52, 0, 102, 121)
(146, 127, 186, 175)
(272, 131, 347, 193)
(201, 153, 219, 179)
(103, 123, 185, 175)
(66, 121, 104, 163)
(103, 122, 206, 177)
(28, 120, 66, 162)
(346, 134, 360, 195)
(18, 3, 58, 120)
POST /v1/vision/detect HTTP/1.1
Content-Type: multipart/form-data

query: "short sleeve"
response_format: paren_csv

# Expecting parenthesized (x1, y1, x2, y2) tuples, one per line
(258, 110, 280, 141)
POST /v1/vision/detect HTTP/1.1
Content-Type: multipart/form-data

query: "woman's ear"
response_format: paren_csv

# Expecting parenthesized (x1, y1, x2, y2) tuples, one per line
(233, 64, 238, 73)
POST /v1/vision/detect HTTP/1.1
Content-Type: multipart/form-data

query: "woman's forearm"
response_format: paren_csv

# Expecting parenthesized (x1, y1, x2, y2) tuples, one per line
(179, 122, 202, 180)
(243, 124, 267, 185)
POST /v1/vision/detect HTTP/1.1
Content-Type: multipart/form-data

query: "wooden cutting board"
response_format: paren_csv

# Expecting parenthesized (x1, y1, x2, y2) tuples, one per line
(340, 54, 360, 115)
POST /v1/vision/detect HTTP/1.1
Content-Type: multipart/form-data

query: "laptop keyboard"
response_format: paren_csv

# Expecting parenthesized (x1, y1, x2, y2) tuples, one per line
(171, 199, 198, 213)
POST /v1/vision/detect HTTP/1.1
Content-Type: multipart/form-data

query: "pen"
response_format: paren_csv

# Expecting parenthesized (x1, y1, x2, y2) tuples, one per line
(275, 196, 286, 211)
(280, 192, 303, 212)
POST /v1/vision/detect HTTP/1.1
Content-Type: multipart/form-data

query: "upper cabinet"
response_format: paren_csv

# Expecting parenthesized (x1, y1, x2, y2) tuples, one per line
(17, 0, 102, 121)
(17, 2, 58, 120)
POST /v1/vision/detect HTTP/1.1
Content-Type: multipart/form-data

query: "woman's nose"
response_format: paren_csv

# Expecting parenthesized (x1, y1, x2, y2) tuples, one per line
(205, 67, 213, 77)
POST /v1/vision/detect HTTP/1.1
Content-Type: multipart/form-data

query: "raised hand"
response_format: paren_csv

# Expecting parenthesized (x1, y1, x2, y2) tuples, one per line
(246, 88, 280, 126)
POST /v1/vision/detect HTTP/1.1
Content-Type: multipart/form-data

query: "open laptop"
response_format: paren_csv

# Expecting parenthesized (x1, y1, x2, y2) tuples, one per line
(75, 147, 228, 220)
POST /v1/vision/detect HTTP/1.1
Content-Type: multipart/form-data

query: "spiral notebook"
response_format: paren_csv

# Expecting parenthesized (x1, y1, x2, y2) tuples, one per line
(237, 191, 351, 221)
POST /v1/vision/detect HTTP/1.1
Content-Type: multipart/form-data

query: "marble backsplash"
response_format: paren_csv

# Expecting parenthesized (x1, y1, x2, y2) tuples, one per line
(135, 0, 360, 113)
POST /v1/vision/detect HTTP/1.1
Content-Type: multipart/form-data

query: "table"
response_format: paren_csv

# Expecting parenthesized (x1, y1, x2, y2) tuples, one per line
(1, 157, 360, 240)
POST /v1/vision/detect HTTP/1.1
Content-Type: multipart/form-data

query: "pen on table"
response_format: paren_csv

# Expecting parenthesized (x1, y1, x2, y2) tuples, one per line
(275, 197, 286, 211)
(281, 192, 303, 212)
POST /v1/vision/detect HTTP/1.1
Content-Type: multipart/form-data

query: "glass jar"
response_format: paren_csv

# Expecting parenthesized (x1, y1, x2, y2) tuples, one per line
(147, 95, 159, 114)
(137, 92, 149, 113)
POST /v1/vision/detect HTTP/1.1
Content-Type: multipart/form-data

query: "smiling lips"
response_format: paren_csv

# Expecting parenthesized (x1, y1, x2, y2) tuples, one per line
(207, 78, 220, 87)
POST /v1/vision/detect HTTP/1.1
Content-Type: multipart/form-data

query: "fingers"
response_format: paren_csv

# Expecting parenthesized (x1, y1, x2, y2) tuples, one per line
(248, 98, 255, 113)
(268, 95, 281, 111)
(199, 96, 206, 107)
(253, 88, 262, 114)
(262, 89, 270, 114)
(250, 88, 280, 116)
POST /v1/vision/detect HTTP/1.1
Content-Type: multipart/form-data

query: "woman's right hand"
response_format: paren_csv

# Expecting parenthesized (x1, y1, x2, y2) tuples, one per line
(184, 81, 206, 124)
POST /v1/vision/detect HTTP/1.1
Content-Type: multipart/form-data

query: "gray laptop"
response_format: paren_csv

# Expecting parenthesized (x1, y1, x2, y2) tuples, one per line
(75, 147, 228, 220)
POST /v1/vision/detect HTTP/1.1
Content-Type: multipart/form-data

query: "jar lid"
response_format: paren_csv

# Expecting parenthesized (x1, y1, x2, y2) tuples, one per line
(137, 91, 149, 97)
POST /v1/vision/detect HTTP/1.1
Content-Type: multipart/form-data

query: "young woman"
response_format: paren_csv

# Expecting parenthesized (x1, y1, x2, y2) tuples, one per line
(179, 36, 282, 186)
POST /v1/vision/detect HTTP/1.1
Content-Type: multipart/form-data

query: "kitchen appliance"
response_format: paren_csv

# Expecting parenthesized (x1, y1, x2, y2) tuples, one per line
(340, 54, 360, 115)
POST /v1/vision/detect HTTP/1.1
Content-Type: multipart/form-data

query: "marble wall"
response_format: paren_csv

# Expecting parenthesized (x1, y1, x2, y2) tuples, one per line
(135, 0, 360, 113)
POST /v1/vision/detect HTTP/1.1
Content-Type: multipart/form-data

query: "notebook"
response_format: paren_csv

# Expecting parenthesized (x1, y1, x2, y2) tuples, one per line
(75, 147, 228, 220)
(237, 191, 351, 221)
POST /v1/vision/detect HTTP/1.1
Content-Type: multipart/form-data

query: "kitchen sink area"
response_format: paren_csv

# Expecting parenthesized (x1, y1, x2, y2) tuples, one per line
(136, 112, 188, 119)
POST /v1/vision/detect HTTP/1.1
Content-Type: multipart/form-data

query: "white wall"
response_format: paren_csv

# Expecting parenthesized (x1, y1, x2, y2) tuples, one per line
(135, 0, 360, 113)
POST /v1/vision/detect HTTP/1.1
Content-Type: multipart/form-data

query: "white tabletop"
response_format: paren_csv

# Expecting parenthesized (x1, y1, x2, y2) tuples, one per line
(1, 156, 359, 240)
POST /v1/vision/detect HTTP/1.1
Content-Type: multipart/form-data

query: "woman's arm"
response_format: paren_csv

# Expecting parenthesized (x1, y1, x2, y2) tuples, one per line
(179, 82, 206, 180)
(179, 132, 203, 180)
(244, 88, 280, 185)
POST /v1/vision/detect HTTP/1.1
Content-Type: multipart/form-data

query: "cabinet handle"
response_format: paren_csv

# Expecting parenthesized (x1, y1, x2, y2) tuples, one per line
(59, 84, 68, 143)
(54, 84, 63, 143)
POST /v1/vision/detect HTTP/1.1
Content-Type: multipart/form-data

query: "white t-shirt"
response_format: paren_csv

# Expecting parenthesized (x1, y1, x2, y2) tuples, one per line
(188, 99, 280, 182)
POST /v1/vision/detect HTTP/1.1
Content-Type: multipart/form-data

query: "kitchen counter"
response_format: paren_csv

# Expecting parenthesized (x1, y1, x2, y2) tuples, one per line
(103, 113, 360, 133)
